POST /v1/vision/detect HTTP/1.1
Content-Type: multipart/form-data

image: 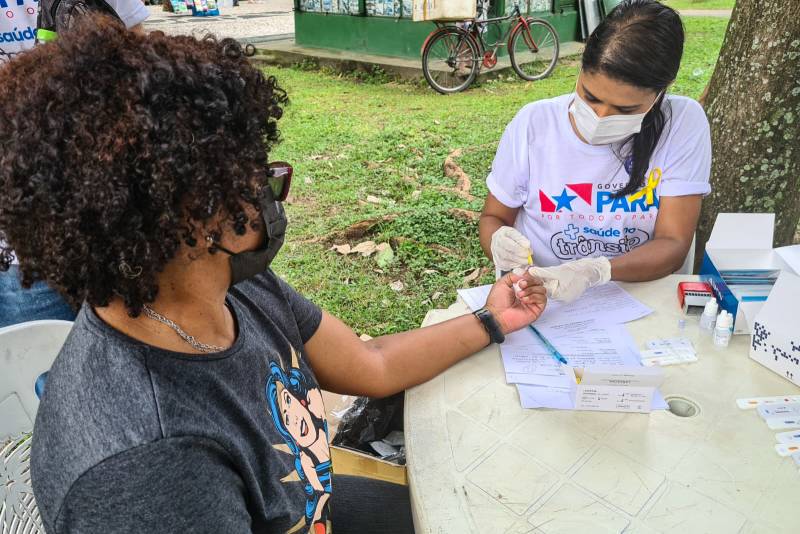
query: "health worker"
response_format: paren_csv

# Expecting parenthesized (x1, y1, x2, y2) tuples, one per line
(479, 0, 711, 303)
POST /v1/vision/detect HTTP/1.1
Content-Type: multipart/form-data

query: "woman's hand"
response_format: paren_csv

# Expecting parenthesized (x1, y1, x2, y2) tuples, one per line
(490, 226, 531, 272)
(485, 270, 547, 334)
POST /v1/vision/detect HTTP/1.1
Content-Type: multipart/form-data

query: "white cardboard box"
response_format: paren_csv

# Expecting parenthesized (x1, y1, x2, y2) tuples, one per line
(749, 271, 800, 388)
(568, 365, 664, 413)
(699, 213, 800, 334)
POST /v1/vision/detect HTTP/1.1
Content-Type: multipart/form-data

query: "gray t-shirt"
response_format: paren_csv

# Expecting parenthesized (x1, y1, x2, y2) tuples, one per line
(31, 271, 331, 533)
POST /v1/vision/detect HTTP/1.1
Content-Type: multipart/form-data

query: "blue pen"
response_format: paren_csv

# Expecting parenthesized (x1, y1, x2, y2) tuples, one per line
(528, 325, 569, 365)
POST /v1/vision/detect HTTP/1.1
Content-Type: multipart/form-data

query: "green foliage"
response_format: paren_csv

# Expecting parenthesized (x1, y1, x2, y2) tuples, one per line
(672, 17, 730, 97)
(268, 17, 727, 336)
(292, 58, 319, 71)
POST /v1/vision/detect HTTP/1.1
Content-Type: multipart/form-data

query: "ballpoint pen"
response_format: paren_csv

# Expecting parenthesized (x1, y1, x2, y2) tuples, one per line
(528, 324, 569, 365)
(521, 252, 568, 365)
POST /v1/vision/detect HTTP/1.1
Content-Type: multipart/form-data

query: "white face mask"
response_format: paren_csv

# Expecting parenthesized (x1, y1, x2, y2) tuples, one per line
(569, 89, 662, 146)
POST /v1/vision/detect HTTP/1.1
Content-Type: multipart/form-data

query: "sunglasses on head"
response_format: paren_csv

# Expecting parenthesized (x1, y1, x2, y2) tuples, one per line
(265, 161, 293, 202)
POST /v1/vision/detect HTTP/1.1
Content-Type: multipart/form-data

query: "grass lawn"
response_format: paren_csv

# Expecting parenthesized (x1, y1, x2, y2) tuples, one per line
(267, 16, 729, 337)
(663, 0, 735, 10)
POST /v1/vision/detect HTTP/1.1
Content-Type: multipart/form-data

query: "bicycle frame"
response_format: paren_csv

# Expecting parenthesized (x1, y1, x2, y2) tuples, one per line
(420, 1, 558, 93)
(423, 5, 540, 67)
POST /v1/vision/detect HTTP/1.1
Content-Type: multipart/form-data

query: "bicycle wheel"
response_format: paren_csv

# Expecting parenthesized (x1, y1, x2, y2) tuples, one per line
(422, 28, 480, 94)
(508, 18, 559, 82)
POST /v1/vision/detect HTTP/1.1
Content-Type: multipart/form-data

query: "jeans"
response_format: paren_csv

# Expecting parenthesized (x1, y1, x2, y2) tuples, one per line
(0, 266, 76, 328)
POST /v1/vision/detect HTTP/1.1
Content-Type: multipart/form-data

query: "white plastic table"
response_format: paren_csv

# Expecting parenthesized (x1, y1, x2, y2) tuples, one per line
(405, 275, 800, 534)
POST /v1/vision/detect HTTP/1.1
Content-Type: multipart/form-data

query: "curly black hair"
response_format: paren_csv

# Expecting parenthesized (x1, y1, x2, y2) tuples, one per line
(0, 15, 288, 315)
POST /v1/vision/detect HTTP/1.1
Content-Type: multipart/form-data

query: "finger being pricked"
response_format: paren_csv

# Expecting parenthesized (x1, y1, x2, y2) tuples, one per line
(510, 267, 543, 288)
(509, 269, 547, 305)
(517, 283, 547, 307)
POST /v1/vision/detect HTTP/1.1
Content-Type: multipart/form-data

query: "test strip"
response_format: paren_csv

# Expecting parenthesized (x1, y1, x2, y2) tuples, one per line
(758, 402, 800, 419)
(775, 443, 800, 457)
(776, 430, 800, 444)
(736, 395, 800, 410)
(641, 354, 698, 367)
(766, 416, 800, 430)
(640, 348, 697, 366)
(641, 349, 696, 360)
(646, 338, 694, 351)
(641, 349, 671, 358)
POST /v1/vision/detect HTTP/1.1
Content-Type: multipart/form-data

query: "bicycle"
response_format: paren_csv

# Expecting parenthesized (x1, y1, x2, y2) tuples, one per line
(420, 2, 559, 94)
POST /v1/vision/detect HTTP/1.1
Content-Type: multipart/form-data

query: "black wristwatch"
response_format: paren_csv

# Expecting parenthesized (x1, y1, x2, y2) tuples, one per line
(474, 307, 505, 345)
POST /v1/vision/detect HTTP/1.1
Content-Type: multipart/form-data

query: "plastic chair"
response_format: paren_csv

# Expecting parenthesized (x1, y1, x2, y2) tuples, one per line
(0, 320, 73, 533)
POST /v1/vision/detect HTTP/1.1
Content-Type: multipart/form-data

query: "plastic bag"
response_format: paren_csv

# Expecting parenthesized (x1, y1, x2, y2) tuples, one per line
(331, 393, 406, 465)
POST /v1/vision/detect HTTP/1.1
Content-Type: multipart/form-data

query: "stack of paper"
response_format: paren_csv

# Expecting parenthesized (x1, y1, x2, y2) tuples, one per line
(457, 282, 667, 411)
(458, 281, 653, 331)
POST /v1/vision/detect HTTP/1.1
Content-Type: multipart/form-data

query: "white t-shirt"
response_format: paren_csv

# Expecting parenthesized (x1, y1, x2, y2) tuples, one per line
(487, 93, 712, 267)
(105, 0, 150, 30)
(0, 0, 149, 64)
(0, 0, 39, 63)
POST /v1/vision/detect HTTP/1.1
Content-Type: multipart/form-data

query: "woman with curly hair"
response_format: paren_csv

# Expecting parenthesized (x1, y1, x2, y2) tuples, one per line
(0, 16, 548, 534)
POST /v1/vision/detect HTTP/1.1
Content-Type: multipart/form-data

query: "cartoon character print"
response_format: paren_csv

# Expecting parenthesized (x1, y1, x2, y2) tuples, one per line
(266, 346, 332, 534)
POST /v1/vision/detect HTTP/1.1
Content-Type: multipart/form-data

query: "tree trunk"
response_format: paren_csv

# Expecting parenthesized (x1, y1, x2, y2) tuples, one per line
(695, 0, 800, 269)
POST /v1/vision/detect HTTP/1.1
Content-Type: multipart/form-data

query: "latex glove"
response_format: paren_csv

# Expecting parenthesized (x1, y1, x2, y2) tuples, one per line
(490, 226, 531, 272)
(528, 257, 612, 303)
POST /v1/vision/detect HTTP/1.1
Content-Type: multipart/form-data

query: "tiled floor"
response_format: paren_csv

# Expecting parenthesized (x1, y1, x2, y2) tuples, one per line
(143, 0, 294, 41)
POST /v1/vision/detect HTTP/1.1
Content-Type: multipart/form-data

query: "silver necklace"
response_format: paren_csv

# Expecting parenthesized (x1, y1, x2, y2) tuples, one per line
(142, 304, 227, 353)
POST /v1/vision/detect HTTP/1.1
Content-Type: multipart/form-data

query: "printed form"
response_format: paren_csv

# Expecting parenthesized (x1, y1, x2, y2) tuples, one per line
(457, 282, 666, 410)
